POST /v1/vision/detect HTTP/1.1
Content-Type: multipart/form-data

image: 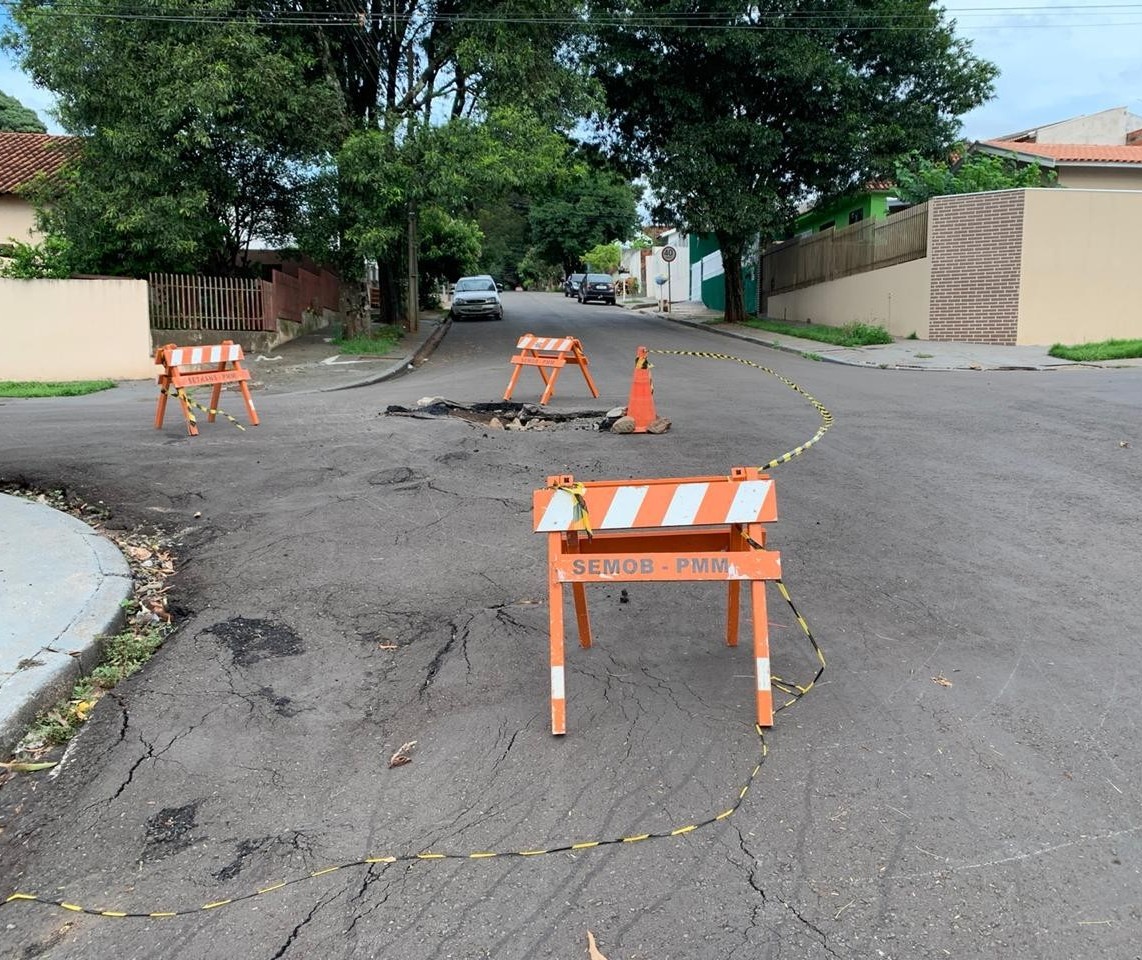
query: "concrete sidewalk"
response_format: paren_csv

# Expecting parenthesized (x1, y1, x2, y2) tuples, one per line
(625, 299, 1142, 372)
(0, 494, 133, 754)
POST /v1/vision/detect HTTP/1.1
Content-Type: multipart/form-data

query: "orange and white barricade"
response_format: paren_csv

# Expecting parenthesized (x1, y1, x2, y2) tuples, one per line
(154, 340, 259, 436)
(533, 467, 781, 734)
(503, 333, 599, 406)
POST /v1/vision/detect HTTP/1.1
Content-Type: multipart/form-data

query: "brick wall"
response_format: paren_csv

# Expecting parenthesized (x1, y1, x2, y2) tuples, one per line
(928, 191, 1025, 344)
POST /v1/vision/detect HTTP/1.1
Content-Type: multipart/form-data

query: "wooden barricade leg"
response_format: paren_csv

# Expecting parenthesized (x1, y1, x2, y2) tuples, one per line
(538, 362, 562, 405)
(237, 379, 260, 426)
(726, 526, 744, 647)
(503, 359, 525, 401)
(565, 533, 593, 648)
(751, 577, 773, 727)
(208, 380, 223, 424)
(177, 388, 198, 437)
(155, 374, 170, 429)
(548, 532, 568, 735)
(572, 344, 600, 398)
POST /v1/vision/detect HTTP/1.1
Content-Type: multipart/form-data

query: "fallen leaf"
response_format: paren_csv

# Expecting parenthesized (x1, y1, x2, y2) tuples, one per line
(125, 545, 153, 562)
(194, 511, 202, 519)
(74, 699, 98, 720)
(0, 761, 57, 772)
(389, 740, 417, 768)
(932, 675, 953, 688)
(587, 931, 608, 960)
(378, 644, 398, 650)
(1119, 440, 1130, 448)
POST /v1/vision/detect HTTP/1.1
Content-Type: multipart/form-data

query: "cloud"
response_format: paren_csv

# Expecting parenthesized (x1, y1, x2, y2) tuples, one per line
(949, 0, 1142, 139)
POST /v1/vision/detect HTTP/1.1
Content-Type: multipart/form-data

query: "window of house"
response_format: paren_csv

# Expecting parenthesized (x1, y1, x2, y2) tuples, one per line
(818, 221, 834, 232)
(849, 209, 864, 224)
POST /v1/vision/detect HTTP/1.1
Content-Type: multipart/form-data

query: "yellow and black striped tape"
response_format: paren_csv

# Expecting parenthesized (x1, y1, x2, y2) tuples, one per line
(648, 349, 834, 470)
(2, 576, 823, 921)
(161, 385, 246, 432)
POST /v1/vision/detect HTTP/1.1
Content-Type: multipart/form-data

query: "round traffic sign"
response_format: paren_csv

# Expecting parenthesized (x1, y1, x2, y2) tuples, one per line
(661, 245, 677, 263)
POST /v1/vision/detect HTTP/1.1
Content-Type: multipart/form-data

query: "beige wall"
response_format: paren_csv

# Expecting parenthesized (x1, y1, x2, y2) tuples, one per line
(1057, 167, 1142, 190)
(0, 278, 155, 380)
(765, 256, 931, 338)
(0, 195, 39, 245)
(1017, 188, 1142, 345)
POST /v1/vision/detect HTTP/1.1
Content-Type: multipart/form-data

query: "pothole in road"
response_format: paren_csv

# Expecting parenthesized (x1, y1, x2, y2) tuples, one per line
(385, 398, 619, 431)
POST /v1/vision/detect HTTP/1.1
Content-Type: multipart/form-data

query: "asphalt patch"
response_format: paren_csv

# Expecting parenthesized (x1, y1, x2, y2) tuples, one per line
(144, 800, 200, 860)
(207, 616, 304, 666)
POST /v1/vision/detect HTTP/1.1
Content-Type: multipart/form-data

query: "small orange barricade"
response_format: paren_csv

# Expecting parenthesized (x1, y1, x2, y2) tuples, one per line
(533, 466, 781, 735)
(154, 340, 259, 436)
(503, 333, 600, 406)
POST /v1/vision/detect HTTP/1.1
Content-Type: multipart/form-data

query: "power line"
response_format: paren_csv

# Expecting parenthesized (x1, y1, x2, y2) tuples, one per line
(3, 2, 1142, 31)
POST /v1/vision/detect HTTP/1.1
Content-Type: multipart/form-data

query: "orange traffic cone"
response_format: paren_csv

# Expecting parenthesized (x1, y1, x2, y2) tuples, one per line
(613, 346, 671, 434)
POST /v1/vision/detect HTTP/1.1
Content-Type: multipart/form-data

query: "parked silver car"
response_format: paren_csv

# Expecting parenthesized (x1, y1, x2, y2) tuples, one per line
(450, 275, 503, 321)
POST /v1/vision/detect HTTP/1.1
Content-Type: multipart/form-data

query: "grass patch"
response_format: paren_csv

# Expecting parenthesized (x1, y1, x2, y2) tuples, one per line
(801, 352, 823, 361)
(18, 616, 171, 752)
(335, 325, 403, 356)
(906, 331, 919, 340)
(741, 317, 894, 347)
(0, 380, 116, 398)
(914, 352, 934, 359)
(1048, 339, 1142, 362)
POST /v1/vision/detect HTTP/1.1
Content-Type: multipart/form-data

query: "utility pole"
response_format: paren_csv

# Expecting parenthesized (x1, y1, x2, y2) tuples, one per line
(406, 205, 419, 333)
(405, 40, 418, 333)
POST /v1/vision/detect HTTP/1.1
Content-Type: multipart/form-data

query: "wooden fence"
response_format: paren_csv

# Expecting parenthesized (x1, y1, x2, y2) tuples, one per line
(763, 202, 929, 295)
(149, 267, 340, 331)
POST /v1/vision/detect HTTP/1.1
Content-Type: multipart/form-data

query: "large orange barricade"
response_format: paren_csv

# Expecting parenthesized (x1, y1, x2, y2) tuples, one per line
(154, 340, 259, 436)
(503, 334, 599, 406)
(533, 467, 781, 735)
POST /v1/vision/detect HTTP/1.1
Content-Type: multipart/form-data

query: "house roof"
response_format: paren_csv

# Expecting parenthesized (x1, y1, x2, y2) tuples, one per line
(0, 132, 80, 194)
(979, 139, 1142, 166)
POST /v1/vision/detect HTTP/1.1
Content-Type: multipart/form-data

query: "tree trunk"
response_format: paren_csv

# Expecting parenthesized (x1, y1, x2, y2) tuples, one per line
(377, 257, 402, 327)
(717, 231, 748, 323)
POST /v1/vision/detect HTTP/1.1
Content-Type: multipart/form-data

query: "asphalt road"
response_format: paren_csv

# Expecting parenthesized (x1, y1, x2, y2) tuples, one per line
(1, 291, 1140, 960)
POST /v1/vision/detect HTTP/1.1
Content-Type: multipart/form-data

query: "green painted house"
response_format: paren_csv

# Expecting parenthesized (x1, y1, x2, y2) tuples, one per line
(690, 232, 759, 313)
(794, 186, 905, 236)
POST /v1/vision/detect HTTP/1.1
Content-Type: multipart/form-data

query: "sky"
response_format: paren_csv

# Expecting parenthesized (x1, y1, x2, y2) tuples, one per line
(2, 2, 1142, 141)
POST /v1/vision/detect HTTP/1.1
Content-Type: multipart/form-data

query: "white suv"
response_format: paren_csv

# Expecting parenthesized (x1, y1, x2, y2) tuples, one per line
(450, 275, 503, 321)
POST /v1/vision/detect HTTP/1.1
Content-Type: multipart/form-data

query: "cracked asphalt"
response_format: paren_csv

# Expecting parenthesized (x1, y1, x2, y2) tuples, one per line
(1, 291, 1141, 959)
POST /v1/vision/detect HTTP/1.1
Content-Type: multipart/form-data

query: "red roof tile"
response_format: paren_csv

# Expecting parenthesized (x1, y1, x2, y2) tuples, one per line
(0, 132, 81, 194)
(982, 139, 1142, 164)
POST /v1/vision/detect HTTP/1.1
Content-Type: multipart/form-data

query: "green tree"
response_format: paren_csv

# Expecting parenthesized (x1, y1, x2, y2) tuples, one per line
(893, 147, 1054, 204)
(528, 166, 641, 274)
(591, 1, 996, 322)
(0, 90, 46, 132)
(298, 106, 575, 331)
(7, 0, 346, 275)
(581, 241, 621, 274)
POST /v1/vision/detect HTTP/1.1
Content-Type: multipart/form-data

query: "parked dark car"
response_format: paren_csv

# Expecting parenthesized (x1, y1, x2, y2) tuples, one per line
(450, 275, 503, 320)
(577, 273, 616, 305)
(563, 273, 586, 298)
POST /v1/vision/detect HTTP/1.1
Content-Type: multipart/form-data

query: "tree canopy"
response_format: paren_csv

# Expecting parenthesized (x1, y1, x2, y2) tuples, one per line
(0, 90, 46, 132)
(589, 0, 996, 321)
(8, 0, 344, 275)
(893, 147, 1054, 204)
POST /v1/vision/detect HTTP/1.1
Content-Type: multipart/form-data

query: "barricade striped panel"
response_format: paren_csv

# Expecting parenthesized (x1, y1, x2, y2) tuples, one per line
(166, 343, 244, 367)
(516, 335, 576, 352)
(534, 476, 776, 531)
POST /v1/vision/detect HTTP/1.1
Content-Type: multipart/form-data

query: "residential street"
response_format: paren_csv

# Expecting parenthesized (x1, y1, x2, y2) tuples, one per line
(1, 291, 1140, 959)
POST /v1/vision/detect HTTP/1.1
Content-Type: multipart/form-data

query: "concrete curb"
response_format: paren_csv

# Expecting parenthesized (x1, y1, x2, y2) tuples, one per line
(0, 496, 133, 754)
(643, 311, 1076, 372)
(646, 311, 856, 365)
(319, 317, 452, 393)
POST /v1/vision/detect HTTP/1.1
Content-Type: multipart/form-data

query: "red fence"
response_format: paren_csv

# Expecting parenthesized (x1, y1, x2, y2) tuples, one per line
(150, 269, 340, 332)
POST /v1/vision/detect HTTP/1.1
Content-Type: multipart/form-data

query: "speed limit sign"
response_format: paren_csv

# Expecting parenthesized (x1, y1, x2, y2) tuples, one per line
(661, 245, 677, 263)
